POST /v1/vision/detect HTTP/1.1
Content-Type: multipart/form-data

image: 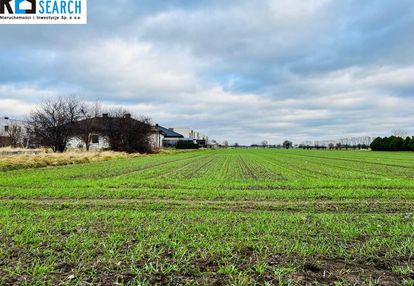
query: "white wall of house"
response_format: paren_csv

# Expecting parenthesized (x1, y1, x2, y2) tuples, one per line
(0, 118, 27, 137)
(0, 118, 29, 147)
(0, 120, 6, 137)
(150, 133, 165, 149)
(68, 131, 167, 151)
(67, 135, 109, 150)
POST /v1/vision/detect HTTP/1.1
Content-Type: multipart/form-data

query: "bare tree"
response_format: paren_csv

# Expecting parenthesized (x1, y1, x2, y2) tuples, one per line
(29, 96, 82, 152)
(261, 140, 268, 147)
(103, 109, 153, 153)
(223, 140, 229, 148)
(6, 122, 24, 147)
(392, 129, 408, 138)
(75, 101, 101, 151)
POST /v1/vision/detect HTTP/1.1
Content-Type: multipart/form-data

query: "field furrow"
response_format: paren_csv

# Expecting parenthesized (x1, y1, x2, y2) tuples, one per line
(1, 149, 414, 285)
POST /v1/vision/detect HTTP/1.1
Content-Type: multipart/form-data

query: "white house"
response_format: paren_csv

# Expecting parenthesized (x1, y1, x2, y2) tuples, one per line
(151, 124, 185, 148)
(67, 115, 159, 151)
(66, 115, 115, 150)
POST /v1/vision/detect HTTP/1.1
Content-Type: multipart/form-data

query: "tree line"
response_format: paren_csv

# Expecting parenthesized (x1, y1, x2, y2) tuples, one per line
(370, 136, 414, 151)
(298, 143, 371, 150)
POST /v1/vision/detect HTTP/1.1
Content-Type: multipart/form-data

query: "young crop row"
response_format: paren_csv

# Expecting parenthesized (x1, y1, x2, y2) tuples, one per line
(2, 149, 414, 199)
(1, 148, 414, 284)
(1, 204, 413, 285)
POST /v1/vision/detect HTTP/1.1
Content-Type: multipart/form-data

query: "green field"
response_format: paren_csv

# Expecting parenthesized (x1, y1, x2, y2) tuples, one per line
(1, 149, 414, 285)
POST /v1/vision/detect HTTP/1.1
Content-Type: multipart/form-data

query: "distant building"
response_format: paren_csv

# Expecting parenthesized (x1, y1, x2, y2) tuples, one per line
(0, 117, 28, 147)
(150, 125, 210, 148)
(169, 127, 209, 148)
(207, 140, 221, 149)
(151, 124, 184, 148)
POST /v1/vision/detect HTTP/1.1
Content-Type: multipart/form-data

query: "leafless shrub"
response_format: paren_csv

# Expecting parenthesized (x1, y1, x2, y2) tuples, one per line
(28, 96, 82, 152)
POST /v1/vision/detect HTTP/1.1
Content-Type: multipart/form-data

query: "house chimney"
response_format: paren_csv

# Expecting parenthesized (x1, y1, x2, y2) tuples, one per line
(102, 113, 109, 118)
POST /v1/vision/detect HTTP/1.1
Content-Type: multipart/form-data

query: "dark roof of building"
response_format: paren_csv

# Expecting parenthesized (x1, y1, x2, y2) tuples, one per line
(153, 124, 184, 138)
(71, 116, 148, 134)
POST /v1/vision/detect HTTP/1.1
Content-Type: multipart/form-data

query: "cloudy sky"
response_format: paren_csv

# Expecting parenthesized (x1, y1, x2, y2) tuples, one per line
(1, 0, 414, 144)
